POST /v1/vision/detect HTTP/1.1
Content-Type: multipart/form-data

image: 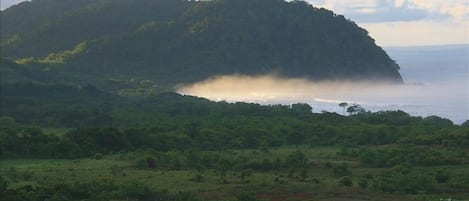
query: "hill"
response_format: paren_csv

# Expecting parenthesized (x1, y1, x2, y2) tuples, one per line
(1, 82, 469, 201)
(1, 0, 402, 89)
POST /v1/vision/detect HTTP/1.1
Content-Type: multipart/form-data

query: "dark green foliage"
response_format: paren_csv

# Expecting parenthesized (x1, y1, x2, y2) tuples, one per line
(358, 177, 369, 188)
(462, 120, 469, 127)
(0, 127, 61, 158)
(0, 178, 204, 201)
(1, 0, 402, 89)
(358, 147, 467, 168)
(399, 126, 469, 148)
(0, 78, 467, 201)
(0, 176, 7, 195)
(94, 153, 103, 160)
(0, 82, 117, 127)
(118, 182, 155, 200)
(347, 104, 366, 115)
(286, 150, 308, 168)
(332, 163, 351, 177)
(191, 171, 204, 183)
(176, 192, 206, 201)
(1, 180, 116, 201)
(339, 176, 353, 187)
(146, 156, 158, 169)
(390, 163, 411, 175)
(291, 103, 313, 115)
(300, 167, 308, 181)
(239, 169, 253, 183)
(435, 169, 450, 183)
(236, 192, 263, 201)
(1, 83, 467, 163)
(449, 172, 469, 189)
(135, 155, 159, 169)
(372, 172, 435, 194)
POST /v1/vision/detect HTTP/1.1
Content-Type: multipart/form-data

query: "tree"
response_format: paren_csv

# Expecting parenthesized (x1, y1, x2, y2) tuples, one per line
(291, 103, 313, 115)
(347, 104, 365, 115)
(462, 120, 469, 127)
(339, 102, 348, 115)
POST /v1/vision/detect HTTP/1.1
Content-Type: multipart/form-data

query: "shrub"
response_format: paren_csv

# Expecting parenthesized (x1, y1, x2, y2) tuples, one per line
(94, 153, 103, 160)
(190, 171, 204, 182)
(339, 176, 353, 187)
(146, 156, 157, 168)
(332, 163, 351, 177)
(358, 178, 368, 188)
(135, 155, 158, 169)
(118, 182, 152, 200)
(0, 177, 7, 194)
(435, 169, 450, 183)
(372, 173, 435, 194)
(449, 173, 469, 189)
(236, 192, 262, 201)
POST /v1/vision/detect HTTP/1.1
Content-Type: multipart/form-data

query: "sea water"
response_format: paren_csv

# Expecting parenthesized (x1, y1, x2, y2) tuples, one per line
(179, 45, 469, 124)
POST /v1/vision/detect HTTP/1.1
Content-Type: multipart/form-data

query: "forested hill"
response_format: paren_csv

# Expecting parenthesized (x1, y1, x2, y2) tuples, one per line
(1, 0, 402, 88)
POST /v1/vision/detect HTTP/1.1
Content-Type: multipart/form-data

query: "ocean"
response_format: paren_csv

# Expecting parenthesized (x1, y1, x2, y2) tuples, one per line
(179, 44, 469, 124)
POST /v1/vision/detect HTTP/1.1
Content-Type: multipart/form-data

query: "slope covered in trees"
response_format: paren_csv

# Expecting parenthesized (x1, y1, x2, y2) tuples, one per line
(1, 82, 469, 201)
(1, 0, 402, 88)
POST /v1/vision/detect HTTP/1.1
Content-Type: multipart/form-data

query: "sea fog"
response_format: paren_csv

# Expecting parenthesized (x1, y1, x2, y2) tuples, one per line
(179, 45, 469, 124)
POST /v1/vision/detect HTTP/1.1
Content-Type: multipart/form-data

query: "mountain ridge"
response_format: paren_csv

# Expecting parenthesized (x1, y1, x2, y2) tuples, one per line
(1, 0, 403, 90)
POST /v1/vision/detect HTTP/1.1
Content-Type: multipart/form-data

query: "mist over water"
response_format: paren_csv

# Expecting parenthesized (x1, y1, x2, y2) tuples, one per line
(178, 45, 469, 124)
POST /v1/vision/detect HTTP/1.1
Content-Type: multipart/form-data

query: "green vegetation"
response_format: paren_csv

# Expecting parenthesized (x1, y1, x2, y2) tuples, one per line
(0, 1, 467, 200)
(1, 0, 402, 91)
(1, 82, 468, 200)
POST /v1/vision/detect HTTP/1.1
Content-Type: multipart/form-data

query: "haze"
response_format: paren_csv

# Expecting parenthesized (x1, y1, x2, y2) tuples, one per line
(179, 45, 469, 124)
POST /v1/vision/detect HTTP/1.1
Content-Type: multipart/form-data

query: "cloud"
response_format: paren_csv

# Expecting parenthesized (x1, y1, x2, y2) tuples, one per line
(306, 0, 468, 45)
(361, 20, 469, 46)
(307, 0, 466, 22)
(348, 1, 448, 22)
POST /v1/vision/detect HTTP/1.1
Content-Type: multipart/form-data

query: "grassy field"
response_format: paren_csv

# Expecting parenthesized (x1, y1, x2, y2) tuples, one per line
(1, 146, 468, 201)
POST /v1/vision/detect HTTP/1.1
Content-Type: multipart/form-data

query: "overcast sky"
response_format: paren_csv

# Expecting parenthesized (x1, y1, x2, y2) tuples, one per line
(2, 0, 468, 46)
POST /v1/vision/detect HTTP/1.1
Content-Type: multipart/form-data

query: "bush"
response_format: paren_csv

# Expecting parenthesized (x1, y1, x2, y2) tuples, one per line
(236, 192, 262, 201)
(94, 153, 103, 160)
(285, 150, 308, 168)
(435, 169, 449, 183)
(135, 155, 158, 169)
(0, 177, 7, 194)
(146, 156, 157, 168)
(190, 171, 204, 182)
(391, 163, 411, 175)
(118, 182, 153, 200)
(339, 176, 353, 187)
(372, 173, 435, 194)
(449, 173, 469, 189)
(332, 163, 351, 177)
(358, 178, 368, 188)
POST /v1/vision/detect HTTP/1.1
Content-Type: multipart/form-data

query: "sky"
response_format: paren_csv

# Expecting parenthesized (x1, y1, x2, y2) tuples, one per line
(1, 0, 468, 46)
(306, 0, 469, 46)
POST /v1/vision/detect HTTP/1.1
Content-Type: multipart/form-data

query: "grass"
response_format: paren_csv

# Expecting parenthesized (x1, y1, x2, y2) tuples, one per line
(1, 146, 468, 201)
